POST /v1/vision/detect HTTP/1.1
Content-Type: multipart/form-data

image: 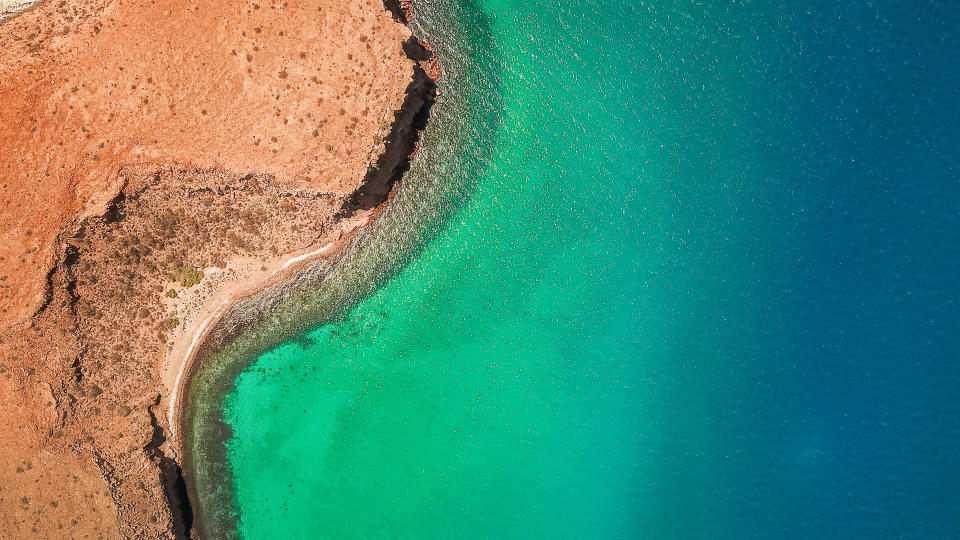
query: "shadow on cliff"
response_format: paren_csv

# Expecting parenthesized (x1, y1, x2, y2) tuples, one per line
(338, 37, 437, 217)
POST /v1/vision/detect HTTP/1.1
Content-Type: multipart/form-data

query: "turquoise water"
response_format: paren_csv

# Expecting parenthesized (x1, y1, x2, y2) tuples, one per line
(192, 0, 960, 537)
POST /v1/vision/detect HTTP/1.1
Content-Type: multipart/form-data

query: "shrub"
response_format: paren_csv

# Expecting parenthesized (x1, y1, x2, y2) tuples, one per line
(162, 317, 179, 331)
(168, 265, 203, 288)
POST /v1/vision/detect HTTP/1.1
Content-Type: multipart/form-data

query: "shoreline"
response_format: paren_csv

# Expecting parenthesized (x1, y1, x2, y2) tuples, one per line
(171, 2, 445, 536)
(171, 2, 441, 458)
(0, 0, 424, 535)
(164, 216, 365, 453)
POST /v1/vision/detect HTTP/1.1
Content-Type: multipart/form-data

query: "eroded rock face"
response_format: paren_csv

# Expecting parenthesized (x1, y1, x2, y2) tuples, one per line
(0, 0, 415, 536)
(24, 167, 355, 538)
(0, 0, 412, 323)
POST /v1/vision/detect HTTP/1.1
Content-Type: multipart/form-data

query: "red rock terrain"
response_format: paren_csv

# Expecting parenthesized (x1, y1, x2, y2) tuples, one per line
(0, 0, 417, 536)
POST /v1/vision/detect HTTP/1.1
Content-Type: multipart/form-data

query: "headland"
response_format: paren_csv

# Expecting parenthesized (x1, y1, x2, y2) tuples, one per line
(0, 0, 435, 536)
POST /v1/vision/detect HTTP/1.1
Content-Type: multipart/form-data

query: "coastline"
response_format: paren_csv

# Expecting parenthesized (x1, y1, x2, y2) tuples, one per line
(164, 216, 365, 451)
(177, 2, 468, 534)
(171, 0, 441, 455)
(0, 0, 422, 535)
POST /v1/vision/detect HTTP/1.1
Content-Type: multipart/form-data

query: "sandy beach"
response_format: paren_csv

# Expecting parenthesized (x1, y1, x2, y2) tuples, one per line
(162, 216, 366, 452)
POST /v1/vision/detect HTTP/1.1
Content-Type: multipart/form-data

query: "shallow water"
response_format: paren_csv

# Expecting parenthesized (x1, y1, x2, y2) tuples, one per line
(194, 0, 960, 537)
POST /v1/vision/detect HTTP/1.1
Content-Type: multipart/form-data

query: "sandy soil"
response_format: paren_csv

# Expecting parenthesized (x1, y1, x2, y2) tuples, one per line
(0, 0, 412, 324)
(0, 0, 416, 536)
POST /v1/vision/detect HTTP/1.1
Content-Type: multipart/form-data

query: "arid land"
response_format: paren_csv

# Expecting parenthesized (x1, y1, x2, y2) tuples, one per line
(0, 0, 433, 536)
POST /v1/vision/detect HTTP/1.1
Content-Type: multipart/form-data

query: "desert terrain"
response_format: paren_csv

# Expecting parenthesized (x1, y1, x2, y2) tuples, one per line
(0, 0, 429, 536)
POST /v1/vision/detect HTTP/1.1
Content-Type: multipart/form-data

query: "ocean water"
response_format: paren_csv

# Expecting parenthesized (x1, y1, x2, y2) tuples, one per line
(190, 0, 960, 537)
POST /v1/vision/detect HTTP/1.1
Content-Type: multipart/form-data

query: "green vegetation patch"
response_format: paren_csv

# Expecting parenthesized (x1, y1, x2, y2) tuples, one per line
(168, 265, 204, 288)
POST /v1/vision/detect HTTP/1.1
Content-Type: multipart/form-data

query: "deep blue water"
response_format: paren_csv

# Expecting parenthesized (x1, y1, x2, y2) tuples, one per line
(668, 2, 960, 535)
(188, 1, 960, 537)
